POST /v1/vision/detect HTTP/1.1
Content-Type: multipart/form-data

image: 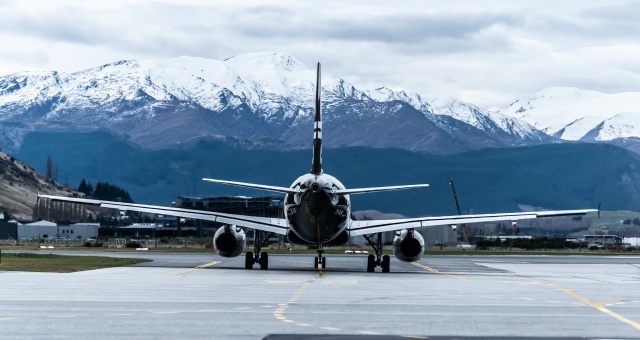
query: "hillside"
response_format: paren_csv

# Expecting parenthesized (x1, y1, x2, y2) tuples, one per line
(14, 131, 640, 217)
(0, 151, 78, 221)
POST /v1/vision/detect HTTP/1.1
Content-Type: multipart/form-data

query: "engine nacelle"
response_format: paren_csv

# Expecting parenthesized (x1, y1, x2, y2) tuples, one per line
(393, 229, 425, 262)
(213, 225, 246, 258)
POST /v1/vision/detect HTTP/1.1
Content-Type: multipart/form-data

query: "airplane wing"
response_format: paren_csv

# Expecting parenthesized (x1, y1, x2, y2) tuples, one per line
(348, 209, 598, 236)
(38, 194, 288, 235)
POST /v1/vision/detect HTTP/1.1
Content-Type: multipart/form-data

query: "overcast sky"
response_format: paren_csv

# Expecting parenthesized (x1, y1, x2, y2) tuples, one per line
(1, 0, 639, 108)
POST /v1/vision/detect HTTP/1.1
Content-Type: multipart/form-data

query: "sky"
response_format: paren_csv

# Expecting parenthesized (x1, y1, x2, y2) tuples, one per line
(1, 0, 639, 108)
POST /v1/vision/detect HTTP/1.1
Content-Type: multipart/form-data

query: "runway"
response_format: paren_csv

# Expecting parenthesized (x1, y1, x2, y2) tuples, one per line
(1, 252, 640, 339)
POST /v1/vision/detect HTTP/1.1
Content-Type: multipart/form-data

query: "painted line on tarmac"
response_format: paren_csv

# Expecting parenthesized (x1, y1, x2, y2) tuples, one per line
(273, 281, 313, 327)
(550, 284, 640, 331)
(47, 315, 76, 318)
(171, 261, 220, 275)
(411, 262, 471, 281)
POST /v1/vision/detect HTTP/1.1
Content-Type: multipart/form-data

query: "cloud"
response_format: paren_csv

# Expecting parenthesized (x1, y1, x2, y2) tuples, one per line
(0, 0, 638, 108)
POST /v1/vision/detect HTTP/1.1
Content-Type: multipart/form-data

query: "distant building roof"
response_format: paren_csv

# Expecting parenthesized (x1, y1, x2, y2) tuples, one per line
(24, 220, 57, 227)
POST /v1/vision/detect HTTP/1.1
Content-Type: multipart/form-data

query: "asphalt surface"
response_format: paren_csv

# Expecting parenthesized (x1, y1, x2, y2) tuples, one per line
(1, 251, 640, 339)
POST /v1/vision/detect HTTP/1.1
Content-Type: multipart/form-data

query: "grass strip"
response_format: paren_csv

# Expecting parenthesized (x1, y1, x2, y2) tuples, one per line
(0, 253, 151, 273)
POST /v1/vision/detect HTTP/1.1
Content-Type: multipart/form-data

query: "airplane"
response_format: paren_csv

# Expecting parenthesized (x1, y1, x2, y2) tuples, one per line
(38, 63, 598, 273)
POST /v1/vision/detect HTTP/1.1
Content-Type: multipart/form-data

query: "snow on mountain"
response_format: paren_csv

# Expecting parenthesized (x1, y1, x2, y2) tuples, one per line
(369, 87, 551, 143)
(0, 52, 550, 153)
(501, 87, 640, 141)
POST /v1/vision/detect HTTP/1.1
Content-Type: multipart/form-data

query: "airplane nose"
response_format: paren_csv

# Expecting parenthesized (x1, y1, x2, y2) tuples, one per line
(310, 182, 322, 194)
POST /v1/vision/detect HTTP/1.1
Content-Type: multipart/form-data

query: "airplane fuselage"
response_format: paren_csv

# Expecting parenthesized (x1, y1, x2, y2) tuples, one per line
(284, 173, 351, 246)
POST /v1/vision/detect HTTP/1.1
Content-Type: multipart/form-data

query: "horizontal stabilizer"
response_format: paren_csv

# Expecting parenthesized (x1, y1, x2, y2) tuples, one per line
(202, 178, 299, 194)
(335, 184, 429, 195)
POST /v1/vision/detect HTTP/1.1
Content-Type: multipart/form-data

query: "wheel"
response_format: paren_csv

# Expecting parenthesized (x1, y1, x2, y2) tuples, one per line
(314, 257, 319, 268)
(245, 252, 254, 269)
(321, 257, 326, 269)
(381, 255, 390, 273)
(366, 254, 375, 272)
(260, 252, 269, 270)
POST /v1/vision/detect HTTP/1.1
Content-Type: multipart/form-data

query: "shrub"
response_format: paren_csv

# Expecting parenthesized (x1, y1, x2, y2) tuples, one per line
(125, 240, 141, 248)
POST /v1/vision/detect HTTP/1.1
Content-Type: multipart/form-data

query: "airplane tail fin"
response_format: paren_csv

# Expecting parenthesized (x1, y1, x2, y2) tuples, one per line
(311, 62, 322, 175)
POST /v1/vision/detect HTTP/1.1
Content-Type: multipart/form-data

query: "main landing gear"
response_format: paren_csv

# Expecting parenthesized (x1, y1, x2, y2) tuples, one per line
(363, 232, 390, 273)
(314, 245, 326, 269)
(245, 231, 274, 270)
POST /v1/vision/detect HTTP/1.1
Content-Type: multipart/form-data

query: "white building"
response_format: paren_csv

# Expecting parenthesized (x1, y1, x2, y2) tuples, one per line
(18, 221, 99, 240)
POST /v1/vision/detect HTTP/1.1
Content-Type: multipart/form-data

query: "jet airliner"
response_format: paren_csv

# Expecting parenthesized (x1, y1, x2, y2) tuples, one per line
(39, 63, 597, 272)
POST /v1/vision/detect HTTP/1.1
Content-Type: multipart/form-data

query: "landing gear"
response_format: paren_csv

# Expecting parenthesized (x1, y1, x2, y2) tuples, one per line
(367, 254, 375, 272)
(260, 252, 269, 270)
(314, 245, 326, 269)
(381, 255, 390, 273)
(245, 231, 274, 270)
(363, 232, 390, 273)
(245, 251, 254, 269)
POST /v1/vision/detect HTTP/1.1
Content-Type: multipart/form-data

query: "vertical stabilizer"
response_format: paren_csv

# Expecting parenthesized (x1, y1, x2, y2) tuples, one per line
(311, 62, 323, 175)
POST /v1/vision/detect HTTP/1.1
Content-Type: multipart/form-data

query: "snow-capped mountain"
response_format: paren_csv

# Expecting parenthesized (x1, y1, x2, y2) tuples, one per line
(369, 88, 551, 144)
(501, 87, 640, 142)
(0, 52, 551, 154)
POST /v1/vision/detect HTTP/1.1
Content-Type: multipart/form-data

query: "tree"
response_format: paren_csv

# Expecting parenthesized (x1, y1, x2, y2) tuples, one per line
(46, 155, 52, 179)
(93, 181, 134, 203)
(633, 218, 640, 226)
(623, 219, 632, 225)
(53, 163, 59, 182)
(78, 179, 93, 195)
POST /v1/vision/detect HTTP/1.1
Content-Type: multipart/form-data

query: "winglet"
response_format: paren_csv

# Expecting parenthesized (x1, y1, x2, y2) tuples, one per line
(311, 62, 322, 175)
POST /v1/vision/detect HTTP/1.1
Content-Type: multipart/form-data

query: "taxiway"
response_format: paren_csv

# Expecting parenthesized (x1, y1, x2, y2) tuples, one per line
(1, 252, 639, 339)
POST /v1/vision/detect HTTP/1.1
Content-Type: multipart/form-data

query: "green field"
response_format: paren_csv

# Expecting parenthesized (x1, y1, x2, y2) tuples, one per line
(0, 253, 150, 273)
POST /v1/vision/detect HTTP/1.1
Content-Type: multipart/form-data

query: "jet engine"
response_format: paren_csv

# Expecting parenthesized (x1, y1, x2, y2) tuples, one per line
(393, 229, 425, 262)
(213, 225, 246, 258)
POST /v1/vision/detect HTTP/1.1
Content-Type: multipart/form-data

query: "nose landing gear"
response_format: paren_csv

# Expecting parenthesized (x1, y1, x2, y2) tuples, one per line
(314, 246, 326, 269)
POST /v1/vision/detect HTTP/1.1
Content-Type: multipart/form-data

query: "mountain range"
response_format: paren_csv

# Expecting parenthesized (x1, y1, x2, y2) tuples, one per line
(0, 52, 557, 155)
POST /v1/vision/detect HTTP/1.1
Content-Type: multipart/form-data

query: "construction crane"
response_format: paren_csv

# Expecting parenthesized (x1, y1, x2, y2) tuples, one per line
(449, 178, 469, 244)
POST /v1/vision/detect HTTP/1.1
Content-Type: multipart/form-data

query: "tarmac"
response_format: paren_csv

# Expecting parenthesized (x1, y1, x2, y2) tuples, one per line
(1, 251, 639, 339)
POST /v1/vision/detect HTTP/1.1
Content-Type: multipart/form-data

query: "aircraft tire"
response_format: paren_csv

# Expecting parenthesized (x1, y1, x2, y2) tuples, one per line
(245, 252, 254, 269)
(260, 252, 269, 270)
(382, 255, 390, 273)
(321, 257, 326, 268)
(366, 254, 375, 272)
(314, 257, 319, 268)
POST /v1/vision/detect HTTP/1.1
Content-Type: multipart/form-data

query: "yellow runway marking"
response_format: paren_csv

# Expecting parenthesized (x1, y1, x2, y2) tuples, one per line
(550, 284, 640, 331)
(154, 311, 179, 315)
(320, 327, 341, 331)
(359, 331, 382, 335)
(411, 262, 470, 281)
(171, 261, 220, 275)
